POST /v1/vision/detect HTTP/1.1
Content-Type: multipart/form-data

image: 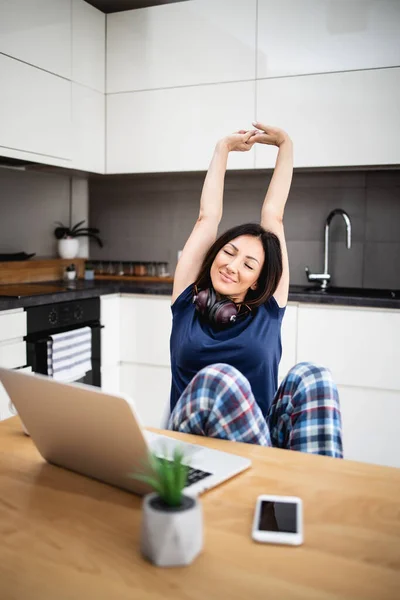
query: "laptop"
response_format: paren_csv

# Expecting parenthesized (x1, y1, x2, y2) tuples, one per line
(0, 367, 251, 497)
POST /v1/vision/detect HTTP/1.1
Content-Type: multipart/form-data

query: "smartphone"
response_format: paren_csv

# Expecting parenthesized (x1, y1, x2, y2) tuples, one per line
(252, 494, 303, 545)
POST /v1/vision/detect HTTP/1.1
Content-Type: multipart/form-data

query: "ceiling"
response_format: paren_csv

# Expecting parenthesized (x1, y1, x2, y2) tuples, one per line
(85, 0, 187, 13)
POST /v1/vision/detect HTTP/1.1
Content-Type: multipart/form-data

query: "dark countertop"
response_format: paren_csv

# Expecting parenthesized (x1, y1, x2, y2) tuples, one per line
(0, 280, 399, 311)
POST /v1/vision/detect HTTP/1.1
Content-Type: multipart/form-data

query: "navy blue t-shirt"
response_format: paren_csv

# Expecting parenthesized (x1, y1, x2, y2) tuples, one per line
(169, 284, 286, 417)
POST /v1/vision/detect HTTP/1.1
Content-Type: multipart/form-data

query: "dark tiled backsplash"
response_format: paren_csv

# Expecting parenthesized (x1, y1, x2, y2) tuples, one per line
(89, 169, 400, 290)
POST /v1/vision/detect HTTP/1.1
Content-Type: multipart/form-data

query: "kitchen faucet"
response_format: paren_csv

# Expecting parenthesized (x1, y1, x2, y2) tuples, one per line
(305, 208, 352, 290)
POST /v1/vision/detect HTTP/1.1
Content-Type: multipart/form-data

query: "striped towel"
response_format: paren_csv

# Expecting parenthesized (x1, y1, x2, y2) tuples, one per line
(47, 326, 92, 382)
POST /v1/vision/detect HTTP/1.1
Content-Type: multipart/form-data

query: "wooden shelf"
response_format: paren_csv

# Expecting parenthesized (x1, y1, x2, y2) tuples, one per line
(94, 275, 173, 283)
(0, 258, 85, 284)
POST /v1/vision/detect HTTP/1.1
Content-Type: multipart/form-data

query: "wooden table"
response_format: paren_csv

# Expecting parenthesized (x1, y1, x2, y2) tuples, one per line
(1, 417, 399, 600)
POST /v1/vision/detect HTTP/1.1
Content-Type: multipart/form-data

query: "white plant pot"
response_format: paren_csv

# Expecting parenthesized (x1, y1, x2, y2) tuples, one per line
(58, 237, 79, 259)
(141, 493, 203, 567)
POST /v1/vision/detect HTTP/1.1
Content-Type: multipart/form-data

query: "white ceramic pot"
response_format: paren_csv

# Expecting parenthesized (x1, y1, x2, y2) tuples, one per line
(141, 493, 203, 567)
(57, 237, 79, 259)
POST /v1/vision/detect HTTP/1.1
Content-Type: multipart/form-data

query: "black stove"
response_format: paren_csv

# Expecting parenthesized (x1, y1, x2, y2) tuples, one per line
(0, 281, 90, 298)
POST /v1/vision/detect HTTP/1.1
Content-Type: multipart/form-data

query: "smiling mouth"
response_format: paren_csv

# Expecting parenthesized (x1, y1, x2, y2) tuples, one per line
(220, 272, 236, 284)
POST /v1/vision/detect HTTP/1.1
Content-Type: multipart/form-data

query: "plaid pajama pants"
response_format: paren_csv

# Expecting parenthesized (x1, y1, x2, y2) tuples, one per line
(168, 362, 343, 458)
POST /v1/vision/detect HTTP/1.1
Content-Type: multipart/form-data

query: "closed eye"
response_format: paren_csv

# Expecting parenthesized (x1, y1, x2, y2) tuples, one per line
(223, 249, 234, 256)
(245, 264, 254, 270)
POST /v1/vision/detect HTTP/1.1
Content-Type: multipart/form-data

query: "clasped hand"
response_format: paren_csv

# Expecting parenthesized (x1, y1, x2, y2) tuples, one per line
(220, 122, 290, 153)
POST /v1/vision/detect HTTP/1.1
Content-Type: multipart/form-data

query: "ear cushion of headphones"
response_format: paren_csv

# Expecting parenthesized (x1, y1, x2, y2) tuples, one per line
(209, 299, 238, 326)
(194, 288, 210, 315)
(194, 287, 239, 327)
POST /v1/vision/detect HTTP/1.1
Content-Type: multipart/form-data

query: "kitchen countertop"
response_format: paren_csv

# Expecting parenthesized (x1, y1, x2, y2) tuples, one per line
(0, 279, 399, 310)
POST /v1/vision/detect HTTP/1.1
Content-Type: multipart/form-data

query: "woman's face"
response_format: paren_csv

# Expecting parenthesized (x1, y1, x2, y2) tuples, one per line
(210, 235, 265, 303)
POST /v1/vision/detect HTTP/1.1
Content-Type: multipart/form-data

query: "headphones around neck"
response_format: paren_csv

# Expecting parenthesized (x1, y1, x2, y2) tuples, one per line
(193, 286, 251, 328)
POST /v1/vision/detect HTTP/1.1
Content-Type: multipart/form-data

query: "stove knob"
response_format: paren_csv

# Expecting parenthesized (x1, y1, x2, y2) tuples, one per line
(74, 304, 84, 321)
(48, 309, 58, 326)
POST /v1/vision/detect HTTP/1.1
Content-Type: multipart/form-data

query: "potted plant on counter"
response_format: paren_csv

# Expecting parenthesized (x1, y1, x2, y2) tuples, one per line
(54, 220, 103, 259)
(133, 447, 203, 567)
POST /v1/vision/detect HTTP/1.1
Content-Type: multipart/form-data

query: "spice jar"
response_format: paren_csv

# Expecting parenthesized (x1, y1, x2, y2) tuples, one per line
(135, 262, 147, 277)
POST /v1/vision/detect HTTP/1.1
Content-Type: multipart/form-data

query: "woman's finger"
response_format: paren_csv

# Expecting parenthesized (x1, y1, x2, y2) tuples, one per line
(252, 121, 275, 133)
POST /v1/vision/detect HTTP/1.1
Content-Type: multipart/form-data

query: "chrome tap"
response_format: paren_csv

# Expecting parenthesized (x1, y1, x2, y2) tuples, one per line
(305, 208, 352, 290)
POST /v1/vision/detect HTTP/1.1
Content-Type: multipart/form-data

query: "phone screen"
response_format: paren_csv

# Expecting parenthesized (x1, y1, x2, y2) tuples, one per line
(258, 500, 298, 533)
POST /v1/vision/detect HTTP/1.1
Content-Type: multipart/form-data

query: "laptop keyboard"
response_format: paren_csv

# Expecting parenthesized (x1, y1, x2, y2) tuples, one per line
(144, 432, 212, 487)
(159, 457, 212, 488)
(186, 466, 212, 487)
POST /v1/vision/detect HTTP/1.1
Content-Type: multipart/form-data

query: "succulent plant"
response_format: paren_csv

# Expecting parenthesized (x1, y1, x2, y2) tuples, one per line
(133, 446, 189, 508)
(54, 220, 103, 248)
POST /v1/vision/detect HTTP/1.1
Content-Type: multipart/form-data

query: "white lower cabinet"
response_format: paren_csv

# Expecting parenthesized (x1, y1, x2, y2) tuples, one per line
(296, 304, 400, 468)
(296, 305, 400, 392)
(339, 386, 400, 469)
(279, 303, 297, 382)
(0, 366, 32, 422)
(100, 295, 121, 369)
(101, 295, 172, 427)
(0, 308, 29, 421)
(119, 295, 172, 365)
(120, 363, 171, 429)
(101, 365, 121, 395)
(100, 295, 121, 395)
(0, 382, 13, 422)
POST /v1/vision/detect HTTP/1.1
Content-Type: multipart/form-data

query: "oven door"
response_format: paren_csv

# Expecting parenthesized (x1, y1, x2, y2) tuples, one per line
(26, 322, 102, 387)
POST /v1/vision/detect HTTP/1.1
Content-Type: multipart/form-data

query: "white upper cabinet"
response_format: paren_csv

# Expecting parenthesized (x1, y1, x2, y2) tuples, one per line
(106, 0, 256, 93)
(255, 67, 400, 168)
(107, 81, 255, 173)
(72, 0, 105, 92)
(71, 83, 105, 173)
(0, 54, 71, 163)
(257, 0, 400, 78)
(0, 0, 71, 78)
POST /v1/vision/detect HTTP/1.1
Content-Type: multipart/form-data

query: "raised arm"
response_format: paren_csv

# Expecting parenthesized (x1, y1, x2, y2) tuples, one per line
(252, 123, 293, 307)
(172, 130, 256, 303)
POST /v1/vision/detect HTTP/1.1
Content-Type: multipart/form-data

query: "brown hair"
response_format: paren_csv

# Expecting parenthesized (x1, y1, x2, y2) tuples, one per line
(194, 223, 283, 308)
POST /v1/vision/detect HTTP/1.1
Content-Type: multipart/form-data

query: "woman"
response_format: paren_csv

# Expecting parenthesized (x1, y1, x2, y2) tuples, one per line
(168, 122, 343, 458)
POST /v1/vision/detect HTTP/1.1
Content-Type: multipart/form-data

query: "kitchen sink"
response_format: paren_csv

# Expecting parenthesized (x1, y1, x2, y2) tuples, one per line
(289, 286, 399, 299)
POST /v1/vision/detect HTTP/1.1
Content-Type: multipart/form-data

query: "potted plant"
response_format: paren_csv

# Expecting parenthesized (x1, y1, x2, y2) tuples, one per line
(54, 220, 103, 259)
(64, 263, 77, 281)
(133, 447, 203, 567)
(84, 261, 95, 280)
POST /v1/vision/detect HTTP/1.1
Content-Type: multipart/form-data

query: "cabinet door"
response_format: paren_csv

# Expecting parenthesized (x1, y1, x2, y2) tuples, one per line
(120, 295, 172, 366)
(0, 54, 71, 163)
(100, 295, 120, 368)
(0, 0, 71, 78)
(0, 341, 26, 369)
(296, 305, 400, 392)
(120, 363, 171, 429)
(101, 365, 121, 395)
(107, 0, 256, 93)
(1, 366, 32, 423)
(257, 0, 400, 79)
(107, 81, 255, 173)
(0, 309, 26, 343)
(72, 83, 105, 173)
(339, 385, 400, 469)
(72, 0, 105, 92)
(279, 303, 297, 382)
(0, 381, 13, 421)
(255, 68, 400, 168)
